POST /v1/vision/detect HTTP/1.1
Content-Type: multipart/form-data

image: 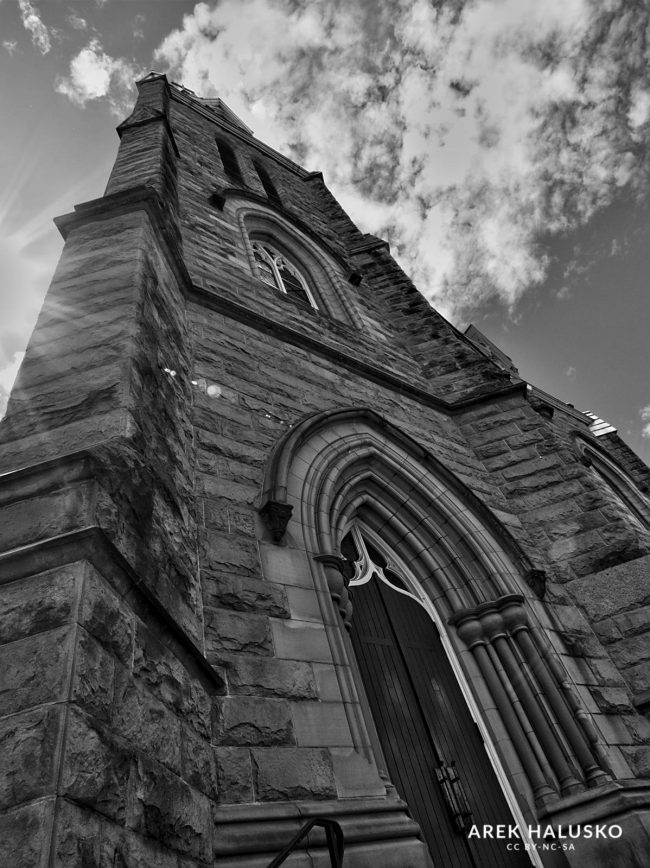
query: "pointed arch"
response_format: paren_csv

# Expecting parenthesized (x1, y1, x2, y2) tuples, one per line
(572, 431, 650, 530)
(234, 203, 362, 326)
(260, 405, 536, 610)
(258, 406, 612, 824)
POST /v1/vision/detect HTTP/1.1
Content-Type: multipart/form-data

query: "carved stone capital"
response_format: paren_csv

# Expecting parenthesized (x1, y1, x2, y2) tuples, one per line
(313, 554, 355, 582)
(452, 614, 485, 649)
(524, 568, 547, 598)
(449, 594, 527, 644)
(480, 610, 508, 641)
(258, 499, 293, 543)
(314, 554, 356, 625)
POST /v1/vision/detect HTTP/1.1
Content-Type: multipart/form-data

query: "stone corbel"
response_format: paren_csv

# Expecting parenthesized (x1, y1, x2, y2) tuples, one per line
(258, 499, 293, 543)
(208, 189, 227, 210)
(523, 568, 546, 598)
(572, 438, 593, 467)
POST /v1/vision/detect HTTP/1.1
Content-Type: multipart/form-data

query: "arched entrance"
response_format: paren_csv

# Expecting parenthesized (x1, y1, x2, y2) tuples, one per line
(259, 406, 610, 867)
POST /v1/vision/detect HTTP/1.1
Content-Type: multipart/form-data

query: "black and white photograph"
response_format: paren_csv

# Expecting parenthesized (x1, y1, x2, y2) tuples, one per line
(1, 2, 649, 866)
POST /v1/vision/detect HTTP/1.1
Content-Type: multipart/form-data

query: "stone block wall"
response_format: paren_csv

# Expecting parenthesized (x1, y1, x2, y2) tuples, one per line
(455, 395, 650, 784)
(1, 73, 650, 866)
(0, 553, 226, 868)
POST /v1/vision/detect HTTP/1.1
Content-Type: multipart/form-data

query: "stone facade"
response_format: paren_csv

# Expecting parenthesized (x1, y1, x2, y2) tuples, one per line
(1, 73, 649, 866)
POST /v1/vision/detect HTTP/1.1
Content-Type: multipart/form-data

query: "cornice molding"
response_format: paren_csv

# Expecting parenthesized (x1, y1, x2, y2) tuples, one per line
(348, 234, 391, 255)
(189, 281, 527, 414)
(116, 107, 181, 158)
(54, 185, 194, 300)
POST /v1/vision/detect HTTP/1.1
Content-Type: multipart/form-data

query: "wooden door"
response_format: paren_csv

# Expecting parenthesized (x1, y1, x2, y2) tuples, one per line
(351, 577, 530, 867)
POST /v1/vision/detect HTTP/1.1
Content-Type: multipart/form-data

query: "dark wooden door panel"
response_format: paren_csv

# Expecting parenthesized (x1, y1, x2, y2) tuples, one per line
(351, 577, 531, 868)
(352, 576, 474, 867)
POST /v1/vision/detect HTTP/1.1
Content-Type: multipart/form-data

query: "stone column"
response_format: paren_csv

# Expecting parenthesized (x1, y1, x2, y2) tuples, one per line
(453, 609, 558, 807)
(498, 596, 611, 787)
(450, 594, 609, 805)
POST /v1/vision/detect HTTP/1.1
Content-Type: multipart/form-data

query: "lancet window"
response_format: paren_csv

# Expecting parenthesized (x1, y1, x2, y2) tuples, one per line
(216, 138, 244, 186)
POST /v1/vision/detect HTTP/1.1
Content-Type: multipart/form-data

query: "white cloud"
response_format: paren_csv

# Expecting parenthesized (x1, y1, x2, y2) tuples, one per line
(18, 0, 51, 54)
(55, 39, 139, 115)
(640, 405, 650, 439)
(150, 0, 650, 321)
(0, 348, 28, 422)
(565, 366, 577, 380)
(133, 13, 145, 41)
(67, 13, 87, 31)
(0, 351, 25, 417)
(2, 40, 18, 55)
(628, 87, 650, 130)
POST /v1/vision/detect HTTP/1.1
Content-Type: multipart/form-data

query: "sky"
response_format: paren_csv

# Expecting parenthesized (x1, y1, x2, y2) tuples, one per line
(0, 0, 649, 464)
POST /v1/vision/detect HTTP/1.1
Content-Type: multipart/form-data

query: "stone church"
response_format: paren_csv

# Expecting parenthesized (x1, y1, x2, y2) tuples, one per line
(1, 73, 650, 867)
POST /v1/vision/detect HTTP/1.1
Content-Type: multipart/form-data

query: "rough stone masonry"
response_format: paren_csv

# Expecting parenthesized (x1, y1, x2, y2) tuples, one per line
(1, 73, 650, 867)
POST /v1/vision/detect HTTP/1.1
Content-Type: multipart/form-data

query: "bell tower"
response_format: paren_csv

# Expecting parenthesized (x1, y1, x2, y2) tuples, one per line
(1, 73, 650, 867)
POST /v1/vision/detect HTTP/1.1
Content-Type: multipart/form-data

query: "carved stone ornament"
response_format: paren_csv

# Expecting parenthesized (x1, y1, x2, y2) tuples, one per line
(208, 189, 226, 210)
(573, 439, 593, 467)
(313, 553, 355, 626)
(312, 554, 356, 583)
(523, 568, 547, 598)
(258, 499, 293, 543)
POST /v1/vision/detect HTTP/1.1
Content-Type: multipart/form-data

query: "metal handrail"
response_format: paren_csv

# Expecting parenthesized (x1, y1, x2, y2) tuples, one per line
(266, 816, 344, 867)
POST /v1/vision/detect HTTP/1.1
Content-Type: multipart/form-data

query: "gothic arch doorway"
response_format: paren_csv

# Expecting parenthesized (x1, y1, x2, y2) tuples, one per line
(260, 407, 608, 867)
(344, 529, 533, 868)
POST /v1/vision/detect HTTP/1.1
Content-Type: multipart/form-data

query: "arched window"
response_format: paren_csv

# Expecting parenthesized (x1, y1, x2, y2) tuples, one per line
(252, 241, 318, 309)
(239, 205, 362, 325)
(573, 435, 650, 529)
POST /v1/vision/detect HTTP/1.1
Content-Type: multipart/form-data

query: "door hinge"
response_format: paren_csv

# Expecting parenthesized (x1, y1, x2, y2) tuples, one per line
(435, 760, 474, 833)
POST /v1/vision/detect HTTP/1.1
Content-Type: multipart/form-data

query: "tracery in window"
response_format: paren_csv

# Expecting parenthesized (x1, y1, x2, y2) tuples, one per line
(240, 206, 361, 325)
(342, 527, 410, 594)
(252, 240, 318, 309)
